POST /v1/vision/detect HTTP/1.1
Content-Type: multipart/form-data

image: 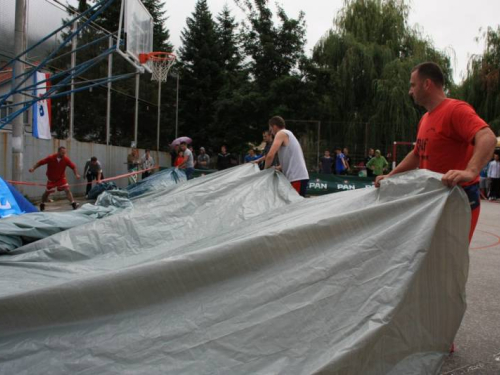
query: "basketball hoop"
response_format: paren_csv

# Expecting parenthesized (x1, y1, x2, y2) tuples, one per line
(139, 52, 176, 82)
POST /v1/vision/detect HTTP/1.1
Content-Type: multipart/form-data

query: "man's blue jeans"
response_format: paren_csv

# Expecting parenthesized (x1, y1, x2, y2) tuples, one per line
(185, 167, 195, 180)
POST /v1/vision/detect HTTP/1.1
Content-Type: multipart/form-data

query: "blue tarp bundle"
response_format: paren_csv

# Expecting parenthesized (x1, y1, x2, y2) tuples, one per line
(0, 177, 37, 218)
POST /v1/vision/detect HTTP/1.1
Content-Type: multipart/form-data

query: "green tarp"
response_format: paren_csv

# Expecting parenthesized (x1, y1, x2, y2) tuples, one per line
(307, 173, 375, 195)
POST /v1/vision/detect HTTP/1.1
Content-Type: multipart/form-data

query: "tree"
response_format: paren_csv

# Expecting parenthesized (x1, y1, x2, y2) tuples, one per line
(237, 0, 307, 90)
(207, 6, 250, 149)
(309, 0, 452, 150)
(224, 0, 312, 151)
(458, 26, 500, 134)
(178, 0, 223, 147)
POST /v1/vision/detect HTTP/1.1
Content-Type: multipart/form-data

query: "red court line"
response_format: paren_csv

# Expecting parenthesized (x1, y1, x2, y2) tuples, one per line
(470, 230, 500, 250)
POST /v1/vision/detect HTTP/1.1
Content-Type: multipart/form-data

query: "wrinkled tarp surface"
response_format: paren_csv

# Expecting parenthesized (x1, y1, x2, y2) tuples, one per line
(0, 204, 119, 253)
(0, 166, 470, 374)
(0, 168, 183, 252)
(87, 181, 118, 200)
(126, 168, 186, 198)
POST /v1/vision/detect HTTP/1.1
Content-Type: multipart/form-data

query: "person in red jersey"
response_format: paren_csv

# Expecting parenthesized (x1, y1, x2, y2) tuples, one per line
(29, 146, 81, 211)
(375, 62, 497, 242)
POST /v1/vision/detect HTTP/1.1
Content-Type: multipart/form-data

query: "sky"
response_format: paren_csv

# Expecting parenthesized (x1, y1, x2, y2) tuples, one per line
(164, 0, 500, 84)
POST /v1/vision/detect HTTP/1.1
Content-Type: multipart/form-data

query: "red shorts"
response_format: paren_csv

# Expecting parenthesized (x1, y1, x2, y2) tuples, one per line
(469, 206, 480, 243)
(291, 180, 309, 197)
(46, 178, 69, 193)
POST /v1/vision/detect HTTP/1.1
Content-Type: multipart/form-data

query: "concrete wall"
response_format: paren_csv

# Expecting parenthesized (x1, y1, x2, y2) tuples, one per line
(0, 132, 171, 200)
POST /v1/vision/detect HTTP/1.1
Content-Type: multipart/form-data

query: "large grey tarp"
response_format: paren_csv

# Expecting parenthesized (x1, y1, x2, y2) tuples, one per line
(0, 165, 470, 374)
(0, 204, 119, 253)
(0, 168, 184, 252)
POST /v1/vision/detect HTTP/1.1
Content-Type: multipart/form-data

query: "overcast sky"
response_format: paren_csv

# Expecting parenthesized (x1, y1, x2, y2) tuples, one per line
(164, 0, 500, 84)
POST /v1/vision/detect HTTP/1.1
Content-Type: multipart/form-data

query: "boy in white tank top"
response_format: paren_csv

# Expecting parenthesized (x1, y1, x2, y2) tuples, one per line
(264, 116, 309, 197)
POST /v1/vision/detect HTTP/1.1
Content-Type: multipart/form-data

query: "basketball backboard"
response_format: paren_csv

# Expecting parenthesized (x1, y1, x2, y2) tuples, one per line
(124, 0, 153, 72)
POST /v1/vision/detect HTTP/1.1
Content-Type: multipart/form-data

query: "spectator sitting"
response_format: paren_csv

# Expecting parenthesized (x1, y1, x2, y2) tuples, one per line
(197, 147, 210, 169)
(319, 150, 334, 174)
(217, 145, 232, 170)
(83, 156, 103, 198)
(366, 149, 389, 176)
(244, 149, 260, 163)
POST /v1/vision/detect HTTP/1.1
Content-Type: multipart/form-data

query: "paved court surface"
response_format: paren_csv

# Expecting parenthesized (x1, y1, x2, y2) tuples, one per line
(36, 195, 92, 212)
(440, 201, 500, 374)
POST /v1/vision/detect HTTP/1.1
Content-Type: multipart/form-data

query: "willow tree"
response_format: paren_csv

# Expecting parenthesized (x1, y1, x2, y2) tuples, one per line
(458, 27, 500, 135)
(311, 0, 452, 150)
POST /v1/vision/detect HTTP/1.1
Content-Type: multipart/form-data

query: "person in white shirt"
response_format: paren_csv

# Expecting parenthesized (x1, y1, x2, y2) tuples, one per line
(179, 142, 195, 179)
(264, 116, 309, 197)
(487, 153, 500, 200)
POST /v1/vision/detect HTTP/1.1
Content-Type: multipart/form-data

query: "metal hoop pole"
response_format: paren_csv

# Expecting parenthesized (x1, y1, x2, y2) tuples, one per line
(134, 70, 140, 147)
(157, 79, 161, 151)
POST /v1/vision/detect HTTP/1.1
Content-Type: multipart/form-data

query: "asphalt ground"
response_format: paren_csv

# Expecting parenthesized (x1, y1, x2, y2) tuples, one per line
(440, 200, 500, 374)
(39, 193, 500, 374)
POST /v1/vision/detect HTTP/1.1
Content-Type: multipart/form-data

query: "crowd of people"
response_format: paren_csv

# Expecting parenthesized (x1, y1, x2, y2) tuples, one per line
(28, 62, 498, 213)
(318, 147, 391, 177)
(480, 152, 500, 201)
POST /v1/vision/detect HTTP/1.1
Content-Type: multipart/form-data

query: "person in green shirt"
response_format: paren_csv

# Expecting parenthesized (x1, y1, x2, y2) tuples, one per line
(366, 149, 388, 176)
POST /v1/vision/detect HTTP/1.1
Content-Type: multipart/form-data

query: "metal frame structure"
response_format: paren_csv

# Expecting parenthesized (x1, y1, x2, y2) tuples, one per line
(392, 141, 416, 169)
(0, 0, 151, 132)
(2, 0, 179, 185)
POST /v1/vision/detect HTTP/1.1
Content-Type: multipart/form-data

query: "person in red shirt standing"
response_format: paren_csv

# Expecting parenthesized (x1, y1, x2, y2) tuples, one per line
(29, 146, 81, 211)
(375, 62, 497, 242)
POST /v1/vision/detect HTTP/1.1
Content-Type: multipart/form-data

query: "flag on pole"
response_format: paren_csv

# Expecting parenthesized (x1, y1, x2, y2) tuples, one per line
(32, 72, 52, 139)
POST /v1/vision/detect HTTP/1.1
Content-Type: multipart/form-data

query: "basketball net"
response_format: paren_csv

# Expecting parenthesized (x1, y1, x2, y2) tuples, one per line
(139, 52, 176, 82)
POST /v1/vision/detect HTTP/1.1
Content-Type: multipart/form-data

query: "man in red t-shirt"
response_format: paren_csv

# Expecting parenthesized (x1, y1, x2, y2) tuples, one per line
(29, 146, 81, 211)
(375, 62, 497, 241)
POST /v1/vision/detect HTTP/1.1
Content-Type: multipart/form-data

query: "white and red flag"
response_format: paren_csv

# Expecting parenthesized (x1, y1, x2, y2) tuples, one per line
(32, 72, 52, 139)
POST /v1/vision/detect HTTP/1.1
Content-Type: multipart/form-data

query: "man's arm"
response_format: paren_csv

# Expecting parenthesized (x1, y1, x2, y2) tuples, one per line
(264, 133, 284, 169)
(72, 165, 81, 179)
(382, 157, 389, 170)
(29, 157, 49, 173)
(252, 155, 265, 164)
(343, 156, 349, 170)
(442, 127, 497, 187)
(366, 158, 374, 170)
(29, 161, 42, 173)
(374, 151, 419, 187)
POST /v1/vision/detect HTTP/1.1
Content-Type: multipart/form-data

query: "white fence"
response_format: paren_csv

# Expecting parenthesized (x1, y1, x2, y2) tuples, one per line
(0, 132, 172, 200)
